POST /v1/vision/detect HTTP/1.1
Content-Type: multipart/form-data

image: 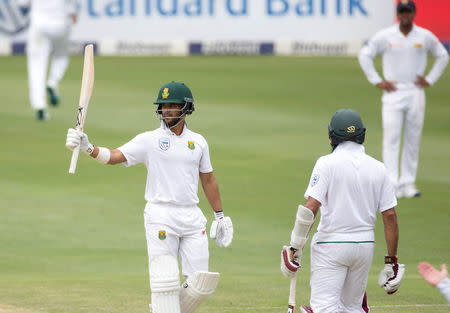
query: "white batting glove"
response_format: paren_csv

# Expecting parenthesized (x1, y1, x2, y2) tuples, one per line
(280, 245, 301, 278)
(210, 211, 233, 247)
(66, 128, 94, 155)
(378, 256, 405, 294)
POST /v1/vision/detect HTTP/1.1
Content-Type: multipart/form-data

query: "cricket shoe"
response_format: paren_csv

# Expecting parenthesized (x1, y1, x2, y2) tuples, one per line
(300, 305, 313, 313)
(36, 109, 49, 121)
(47, 86, 60, 106)
(396, 184, 420, 198)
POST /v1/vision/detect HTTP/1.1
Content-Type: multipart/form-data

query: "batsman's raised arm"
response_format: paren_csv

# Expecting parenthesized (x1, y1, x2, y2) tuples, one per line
(65, 128, 126, 164)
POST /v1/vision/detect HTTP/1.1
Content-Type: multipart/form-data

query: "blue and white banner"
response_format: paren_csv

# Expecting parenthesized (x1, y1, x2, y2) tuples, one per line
(0, 0, 398, 55)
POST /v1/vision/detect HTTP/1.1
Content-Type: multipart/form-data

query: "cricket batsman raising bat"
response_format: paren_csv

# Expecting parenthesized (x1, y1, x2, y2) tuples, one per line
(65, 81, 234, 313)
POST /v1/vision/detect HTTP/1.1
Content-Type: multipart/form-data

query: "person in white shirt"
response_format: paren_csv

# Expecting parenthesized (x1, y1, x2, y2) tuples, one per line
(418, 262, 450, 303)
(65, 82, 234, 313)
(280, 109, 404, 313)
(358, 0, 449, 198)
(27, 0, 79, 120)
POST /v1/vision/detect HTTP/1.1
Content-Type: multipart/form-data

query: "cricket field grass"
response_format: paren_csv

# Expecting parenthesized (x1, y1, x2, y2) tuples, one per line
(1, 55, 449, 313)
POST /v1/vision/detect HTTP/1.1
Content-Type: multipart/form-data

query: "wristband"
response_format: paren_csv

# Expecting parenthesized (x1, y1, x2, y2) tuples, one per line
(214, 210, 224, 220)
(384, 255, 398, 264)
(95, 147, 111, 164)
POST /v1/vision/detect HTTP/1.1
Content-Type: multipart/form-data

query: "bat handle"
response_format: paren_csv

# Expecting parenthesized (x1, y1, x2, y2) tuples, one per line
(288, 273, 297, 306)
(69, 145, 81, 174)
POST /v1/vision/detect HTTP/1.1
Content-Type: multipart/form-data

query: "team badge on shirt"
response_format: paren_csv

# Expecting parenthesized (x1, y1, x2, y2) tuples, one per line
(188, 141, 195, 150)
(158, 230, 166, 240)
(414, 43, 423, 49)
(159, 138, 170, 151)
(311, 174, 320, 187)
(162, 87, 170, 99)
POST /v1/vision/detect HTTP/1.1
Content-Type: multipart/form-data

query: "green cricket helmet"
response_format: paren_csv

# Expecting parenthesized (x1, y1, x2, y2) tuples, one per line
(328, 108, 366, 149)
(154, 81, 194, 115)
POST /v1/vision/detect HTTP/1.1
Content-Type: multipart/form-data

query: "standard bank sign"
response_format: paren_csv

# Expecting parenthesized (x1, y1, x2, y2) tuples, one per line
(85, 0, 369, 17)
(0, 0, 30, 35)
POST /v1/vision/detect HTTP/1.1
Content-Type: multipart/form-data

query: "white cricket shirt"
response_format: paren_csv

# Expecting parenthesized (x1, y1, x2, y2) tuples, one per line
(118, 123, 213, 209)
(304, 141, 397, 242)
(30, 0, 78, 27)
(359, 24, 449, 89)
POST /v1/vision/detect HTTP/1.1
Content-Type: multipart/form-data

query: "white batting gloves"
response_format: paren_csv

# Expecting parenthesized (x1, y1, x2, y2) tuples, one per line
(378, 256, 405, 294)
(210, 211, 233, 247)
(280, 245, 301, 278)
(66, 128, 94, 155)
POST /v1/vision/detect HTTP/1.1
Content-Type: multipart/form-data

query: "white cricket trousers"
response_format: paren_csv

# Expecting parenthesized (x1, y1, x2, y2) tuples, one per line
(310, 238, 374, 313)
(27, 23, 71, 110)
(381, 88, 426, 188)
(144, 208, 209, 278)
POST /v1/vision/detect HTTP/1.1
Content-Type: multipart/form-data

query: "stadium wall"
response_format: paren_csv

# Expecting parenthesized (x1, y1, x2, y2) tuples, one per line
(0, 0, 448, 56)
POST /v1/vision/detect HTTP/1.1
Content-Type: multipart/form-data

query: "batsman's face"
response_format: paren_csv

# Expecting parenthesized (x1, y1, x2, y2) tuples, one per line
(161, 103, 183, 126)
(397, 11, 415, 28)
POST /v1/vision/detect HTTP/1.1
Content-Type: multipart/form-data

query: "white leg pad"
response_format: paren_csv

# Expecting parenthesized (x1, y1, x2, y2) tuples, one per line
(290, 205, 315, 250)
(180, 271, 220, 313)
(149, 255, 181, 313)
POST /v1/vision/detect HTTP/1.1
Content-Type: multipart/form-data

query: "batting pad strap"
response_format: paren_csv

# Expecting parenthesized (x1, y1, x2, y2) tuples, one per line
(290, 205, 315, 250)
(94, 147, 110, 164)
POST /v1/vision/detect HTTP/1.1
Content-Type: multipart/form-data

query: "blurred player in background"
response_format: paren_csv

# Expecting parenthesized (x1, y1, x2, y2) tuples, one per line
(280, 109, 404, 313)
(27, 0, 79, 120)
(65, 81, 234, 313)
(358, 0, 449, 198)
(418, 262, 450, 303)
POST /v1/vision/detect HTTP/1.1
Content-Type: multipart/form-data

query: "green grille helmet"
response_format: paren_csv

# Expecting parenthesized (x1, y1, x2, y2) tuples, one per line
(154, 81, 194, 115)
(328, 108, 366, 149)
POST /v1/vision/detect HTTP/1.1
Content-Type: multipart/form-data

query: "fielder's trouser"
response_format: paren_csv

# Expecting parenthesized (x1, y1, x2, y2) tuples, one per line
(310, 239, 374, 313)
(144, 219, 209, 278)
(27, 24, 71, 110)
(381, 88, 426, 188)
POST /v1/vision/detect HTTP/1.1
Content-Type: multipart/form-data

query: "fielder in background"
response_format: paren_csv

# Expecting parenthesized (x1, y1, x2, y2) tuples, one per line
(27, 0, 79, 120)
(280, 109, 404, 313)
(358, 0, 449, 198)
(65, 81, 233, 313)
(418, 262, 450, 303)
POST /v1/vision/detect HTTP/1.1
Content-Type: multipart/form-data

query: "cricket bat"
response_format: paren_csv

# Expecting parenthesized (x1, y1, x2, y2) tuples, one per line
(287, 274, 297, 313)
(68, 44, 95, 174)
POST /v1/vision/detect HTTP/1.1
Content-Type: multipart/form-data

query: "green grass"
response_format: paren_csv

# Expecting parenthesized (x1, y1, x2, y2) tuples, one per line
(0, 55, 449, 313)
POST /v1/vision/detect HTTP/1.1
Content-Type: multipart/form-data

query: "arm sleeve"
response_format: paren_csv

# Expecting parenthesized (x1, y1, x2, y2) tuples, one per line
(425, 33, 449, 85)
(304, 157, 329, 205)
(378, 168, 397, 212)
(199, 138, 213, 173)
(358, 33, 386, 85)
(436, 277, 450, 304)
(117, 133, 148, 167)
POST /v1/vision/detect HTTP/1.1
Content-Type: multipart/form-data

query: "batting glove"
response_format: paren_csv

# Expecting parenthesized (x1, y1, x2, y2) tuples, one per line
(210, 211, 233, 247)
(66, 128, 94, 155)
(378, 256, 405, 294)
(280, 245, 301, 278)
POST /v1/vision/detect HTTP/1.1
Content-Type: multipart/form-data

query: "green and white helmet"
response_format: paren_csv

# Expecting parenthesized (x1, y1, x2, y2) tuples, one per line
(328, 108, 366, 149)
(154, 81, 194, 115)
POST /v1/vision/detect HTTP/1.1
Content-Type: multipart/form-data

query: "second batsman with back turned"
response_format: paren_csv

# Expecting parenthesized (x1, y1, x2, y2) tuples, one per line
(65, 81, 233, 313)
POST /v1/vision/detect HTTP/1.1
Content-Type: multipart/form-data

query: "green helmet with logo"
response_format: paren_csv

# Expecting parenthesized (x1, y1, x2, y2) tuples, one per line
(328, 108, 366, 149)
(154, 81, 195, 115)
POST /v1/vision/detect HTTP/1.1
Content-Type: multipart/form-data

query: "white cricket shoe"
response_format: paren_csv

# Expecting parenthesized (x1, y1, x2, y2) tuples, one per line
(396, 184, 420, 198)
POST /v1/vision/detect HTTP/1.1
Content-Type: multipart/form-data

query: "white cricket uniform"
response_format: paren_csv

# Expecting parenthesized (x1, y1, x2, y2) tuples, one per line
(118, 123, 213, 277)
(304, 141, 397, 313)
(27, 0, 78, 110)
(359, 24, 448, 189)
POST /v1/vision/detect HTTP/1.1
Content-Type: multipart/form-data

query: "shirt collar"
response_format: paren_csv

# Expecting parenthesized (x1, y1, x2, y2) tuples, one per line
(160, 120, 188, 137)
(334, 141, 365, 154)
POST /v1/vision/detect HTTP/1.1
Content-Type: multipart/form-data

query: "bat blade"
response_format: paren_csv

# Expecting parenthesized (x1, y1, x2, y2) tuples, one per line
(68, 44, 95, 174)
(287, 274, 297, 313)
